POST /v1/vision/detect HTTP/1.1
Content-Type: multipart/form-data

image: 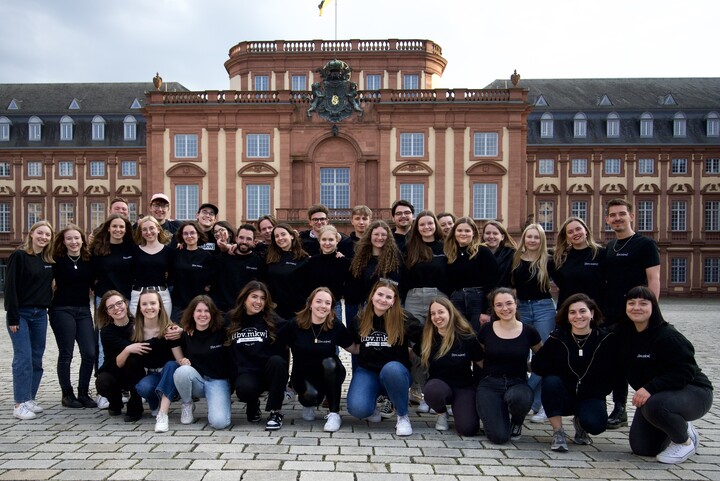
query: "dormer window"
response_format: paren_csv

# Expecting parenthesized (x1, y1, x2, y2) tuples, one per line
(640, 112, 654, 138)
(573, 113, 587, 138)
(28, 116, 42, 141)
(707, 112, 720, 137)
(673, 112, 687, 137)
(91, 115, 105, 141)
(606, 112, 620, 138)
(540, 112, 553, 138)
(60, 116, 74, 141)
(123, 115, 137, 141)
(0, 116, 11, 141)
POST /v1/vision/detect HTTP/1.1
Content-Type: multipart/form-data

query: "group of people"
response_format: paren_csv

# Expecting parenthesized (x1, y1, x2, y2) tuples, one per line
(3, 194, 712, 465)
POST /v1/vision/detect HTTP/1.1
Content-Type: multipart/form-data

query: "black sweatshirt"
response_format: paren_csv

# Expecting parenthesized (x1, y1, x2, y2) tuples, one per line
(228, 313, 288, 377)
(414, 333, 483, 388)
(266, 251, 310, 319)
(99, 321, 134, 375)
(446, 245, 499, 294)
(4, 249, 53, 325)
(549, 247, 606, 308)
(401, 240, 448, 299)
(211, 251, 266, 312)
(181, 328, 229, 380)
(306, 252, 351, 301)
(92, 242, 134, 299)
(52, 256, 95, 307)
(348, 309, 422, 372)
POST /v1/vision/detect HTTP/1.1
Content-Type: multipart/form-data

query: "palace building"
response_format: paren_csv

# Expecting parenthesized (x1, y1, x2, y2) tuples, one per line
(1, 39, 718, 296)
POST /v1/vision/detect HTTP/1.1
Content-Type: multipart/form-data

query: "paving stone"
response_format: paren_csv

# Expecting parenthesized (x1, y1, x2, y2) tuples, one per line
(0, 470, 60, 480)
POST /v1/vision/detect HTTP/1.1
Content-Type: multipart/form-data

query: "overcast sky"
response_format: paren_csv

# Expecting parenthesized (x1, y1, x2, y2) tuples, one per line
(1, 0, 717, 91)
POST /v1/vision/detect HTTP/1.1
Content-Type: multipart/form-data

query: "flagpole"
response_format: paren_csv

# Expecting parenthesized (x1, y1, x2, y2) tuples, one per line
(334, 0, 338, 40)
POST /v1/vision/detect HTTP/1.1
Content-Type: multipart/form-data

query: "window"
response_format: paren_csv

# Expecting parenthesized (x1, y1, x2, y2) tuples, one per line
(705, 258, 720, 283)
(254, 75, 269, 91)
(291, 75, 307, 91)
(320, 168, 350, 209)
(28, 116, 42, 141)
(399, 133, 424, 157)
(537, 201, 554, 232)
(604, 158, 621, 175)
(473, 183, 497, 219)
(58, 202, 74, 228)
(90, 202, 105, 230)
(91, 115, 105, 141)
(0, 161, 10, 177)
(128, 202, 138, 224)
(90, 161, 105, 177)
(0, 202, 9, 232)
(573, 113, 587, 138)
(671, 158, 688, 174)
(60, 116, 73, 141)
(0, 116, 10, 141)
(400, 183, 424, 212)
(673, 112, 687, 137)
(121, 160, 137, 177)
(246, 184, 271, 220)
(58, 161, 73, 177)
(571, 200, 588, 222)
(124, 115, 137, 141)
(247, 134, 270, 158)
(606, 112, 619, 138)
(174, 185, 199, 221)
(636, 200, 654, 232)
(705, 158, 720, 174)
(27, 203, 42, 228)
(403, 74, 419, 90)
(670, 258, 687, 284)
(540, 113, 553, 138)
(638, 158, 655, 175)
(639, 112, 653, 138)
(671, 200, 687, 231)
(538, 159, 554, 175)
(571, 159, 588, 175)
(366, 74, 381, 91)
(474, 132, 498, 157)
(706, 201, 720, 231)
(707, 112, 720, 137)
(174, 134, 198, 158)
(27, 161, 42, 177)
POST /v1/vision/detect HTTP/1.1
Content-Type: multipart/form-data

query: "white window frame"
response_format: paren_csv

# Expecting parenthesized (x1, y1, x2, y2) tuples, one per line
(538, 159, 554, 175)
(473, 183, 497, 220)
(174, 184, 199, 221)
(704, 258, 720, 284)
(670, 257, 687, 284)
(671, 158, 688, 174)
(540, 113, 554, 138)
(399, 133, 424, 157)
(128, 202, 138, 224)
(58, 202, 74, 228)
(123, 115, 137, 141)
(707, 113, 720, 137)
(403, 74, 419, 90)
(474, 132, 498, 157)
(121, 160, 137, 177)
(670, 200, 687, 231)
(636, 200, 654, 232)
(571, 158, 588, 175)
(246, 184, 271, 220)
(638, 158, 655, 175)
(706, 158, 720, 174)
(91, 115, 105, 141)
(606, 113, 619, 138)
(89, 160, 105, 177)
(27, 161, 42, 177)
(90, 202, 105, 230)
(366, 74, 381, 91)
(291, 75, 307, 91)
(640, 113, 653, 138)
(604, 158, 621, 175)
(27, 203, 42, 229)
(0, 116, 11, 141)
(706, 201, 720, 231)
(320, 168, 351, 209)
(573, 113, 587, 138)
(254, 75, 269, 91)
(28, 116, 42, 141)
(174, 134, 198, 158)
(247, 134, 271, 158)
(58, 161, 73, 177)
(0, 161, 10, 177)
(60, 116, 73, 141)
(400, 183, 424, 212)
(0, 202, 10, 232)
(673, 112, 687, 138)
(571, 200, 588, 222)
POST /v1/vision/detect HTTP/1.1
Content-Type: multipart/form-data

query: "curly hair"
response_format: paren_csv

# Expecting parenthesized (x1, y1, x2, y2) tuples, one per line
(350, 220, 401, 278)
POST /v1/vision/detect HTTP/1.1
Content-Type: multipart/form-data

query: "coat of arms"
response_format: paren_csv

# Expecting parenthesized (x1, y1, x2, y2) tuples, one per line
(307, 59, 364, 122)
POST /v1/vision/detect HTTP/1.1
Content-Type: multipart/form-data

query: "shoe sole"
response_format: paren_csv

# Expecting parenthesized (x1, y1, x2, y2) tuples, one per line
(657, 449, 695, 464)
(265, 425, 282, 431)
(606, 421, 627, 430)
(551, 446, 568, 452)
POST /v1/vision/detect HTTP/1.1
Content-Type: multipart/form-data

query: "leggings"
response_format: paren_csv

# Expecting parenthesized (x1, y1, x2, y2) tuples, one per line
(424, 378, 479, 436)
(234, 355, 289, 412)
(291, 356, 346, 413)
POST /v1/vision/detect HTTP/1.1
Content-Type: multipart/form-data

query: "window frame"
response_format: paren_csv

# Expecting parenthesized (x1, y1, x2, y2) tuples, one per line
(399, 183, 425, 212)
(604, 158, 622, 176)
(0, 116, 11, 141)
(28, 116, 42, 141)
(705, 200, 720, 232)
(254, 75, 270, 91)
(0, 161, 12, 177)
(704, 257, 720, 284)
(670, 199, 688, 232)
(637, 158, 655, 175)
(537, 159, 555, 176)
(27, 160, 43, 178)
(246, 133, 271, 159)
(174, 184, 199, 221)
(290, 75, 307, 91)
(570, 158, 588, 175)
(246, 184, 271, 220)
(59, 116, 73, 141)
(573, 113, 587, 138)
(174, 134, 199, 159)
(536, 200, 555, 232)
(606, 113, 620, 138)
(57, 202, 75, 228)
(671, 158, 688, 175)
(570, 199, 589, 223)
(0, 201, 10, 232)
(121, 160, 138, 177)
(91, 116, 105, 141)
(673, 112, 687, 138)
(399, 132, 425, 158)
(636, 199, 655, 232)
(473, 132, 499, 158)
(89, 160, 106, 178)
(320, 167, 351, 209)
(123, 115, 137, 141)
(26, 202, 43, 229)
(707, 113, 720, 137)
(403, 74, 419, 90)
(540, 113, 554, 138)
(669, 257, 688, 284)
(57, 160, 74, 177)
(705, 158, 720, 174)
(472, 183, 498, 220)
(639, 112, 653, 138)
(366, 74, 382, 91)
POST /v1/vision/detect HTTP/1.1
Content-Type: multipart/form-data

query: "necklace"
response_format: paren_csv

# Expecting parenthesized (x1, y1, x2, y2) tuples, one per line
(612, 233, 636, 253)
(114, 318, 130, 327)
(68, 254, 80, 270)
(311, 323, 323, 343)
(571, 330, 591, 356)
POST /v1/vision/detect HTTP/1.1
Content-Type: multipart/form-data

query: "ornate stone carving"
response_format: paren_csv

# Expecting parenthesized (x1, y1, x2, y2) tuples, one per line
(307, 60, 363, 122)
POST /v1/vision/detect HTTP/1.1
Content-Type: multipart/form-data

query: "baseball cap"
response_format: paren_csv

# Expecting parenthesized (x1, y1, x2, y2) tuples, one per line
(150, 193, 170, 204)
(198, 203, 219, 216)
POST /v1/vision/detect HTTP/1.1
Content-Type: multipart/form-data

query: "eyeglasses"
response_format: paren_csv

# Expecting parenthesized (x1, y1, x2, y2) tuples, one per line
(311, 217, 328, 223)
(106, 300, 126, 312)
(151, 203, 169, 211)
(182, 231, 197, 237)
(394, 210, 413, 217)
(199, 210, 216, 217)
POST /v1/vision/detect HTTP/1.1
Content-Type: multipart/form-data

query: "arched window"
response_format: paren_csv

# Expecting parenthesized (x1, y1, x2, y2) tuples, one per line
(606, 112, 619, 138)
(707, 112, 720, 137)
(91, 115, 105, 141)
(123, 115, 137, 141)
(640, 112, 653, 138)
(540, 112, 553, 138)
(573, 112, 587, 138)
(28, 116, 43, 141)
(673, 112, 687, 138)
(0, 116, 11, 141)
(60, 115, 74, 141)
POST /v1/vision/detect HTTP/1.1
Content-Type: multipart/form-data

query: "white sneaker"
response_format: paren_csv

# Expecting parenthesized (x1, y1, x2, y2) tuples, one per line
(324, 412, 342, 432)
(396, 414, 413, 436)
(24, 400, 43, 413)
(435, 412, 449, 431)
(302, 406, 316, 421)
(417, 399, 430, 413)
(95, 395, 110, 410)
(656, 441, 695, 464)
(688, 422, 700, 452)
(13, 404, 36, 420)
(121, 391, 130, 403)
(155, 412, 169, 433)
(283, 389, 295, 404)
(530, 407, 547, 423)
(366, 409, 382, 423)
(180, 402, 195, 425)
(447, 406, 453, 417)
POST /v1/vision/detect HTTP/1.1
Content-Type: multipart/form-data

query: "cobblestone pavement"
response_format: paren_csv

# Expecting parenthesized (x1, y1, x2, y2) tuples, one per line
(0, 298, 718, 480)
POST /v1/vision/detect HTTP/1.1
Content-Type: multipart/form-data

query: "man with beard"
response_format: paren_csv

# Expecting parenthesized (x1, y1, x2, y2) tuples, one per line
(211, 224, 266, 313)
(391, 200, 414, 252)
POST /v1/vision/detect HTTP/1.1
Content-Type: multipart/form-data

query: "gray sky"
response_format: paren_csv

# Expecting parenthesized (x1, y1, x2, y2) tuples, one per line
(1, 0, 717, 91)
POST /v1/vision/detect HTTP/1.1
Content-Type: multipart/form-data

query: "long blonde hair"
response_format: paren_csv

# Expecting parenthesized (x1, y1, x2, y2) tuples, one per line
(511, 223, 550, 292)
(295, 287, 337, 330)
(553, 216, 601, 269)
(132, 289, 172, 342)
(420, 297, 475, 369)
(24, 220, 55, 263)
(358, 279, 405, 346)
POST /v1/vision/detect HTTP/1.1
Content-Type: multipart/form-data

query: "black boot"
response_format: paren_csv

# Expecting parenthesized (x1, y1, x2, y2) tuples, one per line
(77, 388, 97, 408)
(607, 403, 628, 429)
(62, 388, 83, 408)
(124, 392, 144, 422)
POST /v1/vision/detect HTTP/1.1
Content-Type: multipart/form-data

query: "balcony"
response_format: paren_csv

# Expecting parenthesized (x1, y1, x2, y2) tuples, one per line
(229, 39, 443, 57)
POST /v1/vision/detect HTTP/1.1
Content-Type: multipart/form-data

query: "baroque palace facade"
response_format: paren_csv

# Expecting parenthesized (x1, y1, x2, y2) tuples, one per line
(1, 38, 719, 296)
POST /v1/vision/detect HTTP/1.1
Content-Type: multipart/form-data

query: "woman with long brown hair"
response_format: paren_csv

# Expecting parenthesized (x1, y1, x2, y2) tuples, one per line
(265, 223, 310, 319)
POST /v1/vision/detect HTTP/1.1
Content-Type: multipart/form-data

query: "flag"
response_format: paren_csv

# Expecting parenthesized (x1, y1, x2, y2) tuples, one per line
(318, 0, 333, 16)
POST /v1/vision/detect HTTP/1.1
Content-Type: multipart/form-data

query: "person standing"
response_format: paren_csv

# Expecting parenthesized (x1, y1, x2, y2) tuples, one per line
(338, 205, 372, 258)
(265, 224, 310, 320)
(145, 193, 182, 241)
(4, 221, 54, 420)
(306, 225, 351, 321)
(129, 216, 175, 316)
(482, 220, 517, 288)
(195, 203, 220, 254)
(603, 198, 661, 428)
(169, 221, 215, 322)
(299, 204, 333, 256)
(437, 212, 456, 239)
(390, 200, 414, 251)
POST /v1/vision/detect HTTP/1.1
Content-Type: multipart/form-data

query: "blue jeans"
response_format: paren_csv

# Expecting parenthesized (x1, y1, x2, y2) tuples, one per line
(450, 288, 486, 333)
(49, 305, 96, 392)
(7, 307, 48, 404)
(347, 362, 411, 419)
(135, 360, 180, 411)
(174, 365, 231, 429)
(517, 297, 556, 411)
(476, 375, 533, 444)
(94, 296, 105, 369)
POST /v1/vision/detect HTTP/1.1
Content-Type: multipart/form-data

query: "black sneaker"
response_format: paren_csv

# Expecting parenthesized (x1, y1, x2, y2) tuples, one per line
(510, 422, 523, 441)
(265, 411, 284, 431)
(247, 400, 261, 423)
(607, 403, 627, 429)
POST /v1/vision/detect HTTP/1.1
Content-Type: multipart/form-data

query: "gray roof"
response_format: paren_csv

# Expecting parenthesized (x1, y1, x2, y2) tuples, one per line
(0, 82, 189, 115)
(485, 78, 720, 111)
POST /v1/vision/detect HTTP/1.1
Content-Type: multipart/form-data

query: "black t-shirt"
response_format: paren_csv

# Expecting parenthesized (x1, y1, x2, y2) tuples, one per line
(446, 245, 499, 293)
(138, 335, 181, 369)
(415, 333, 483, 388)
(494, 245, 515, 288)
(348, 310, 422, 372)
(401, 239, 448, 298)
(52, 256, 95, 307)
(170, 248, 216, 310)
(511, 259, 552, 301)
(211, 252, 266, 312)
(99, 321, 134, 375)
(132, 245, 175, 288)
(550, 247, 606, 308)
(266, 251, 310, 319)
(287, 318, 353, 375)
(228, 313, 288, 375)
(92, 242, 134, 299)
(181, 328, 229, 380)
(478, 321, 541, 380)
(603, 234, 660, 322)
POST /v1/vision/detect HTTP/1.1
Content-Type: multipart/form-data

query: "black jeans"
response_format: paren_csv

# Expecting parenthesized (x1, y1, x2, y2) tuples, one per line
(425, 379, 479, 436)
(292, 356, 346, 413)
(541, 375, 608, 434)
(49, 306, 96, 392)
(234, 355, 289, 412)
(476, 375, 533, 444)
(630, 384, 713, 456)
